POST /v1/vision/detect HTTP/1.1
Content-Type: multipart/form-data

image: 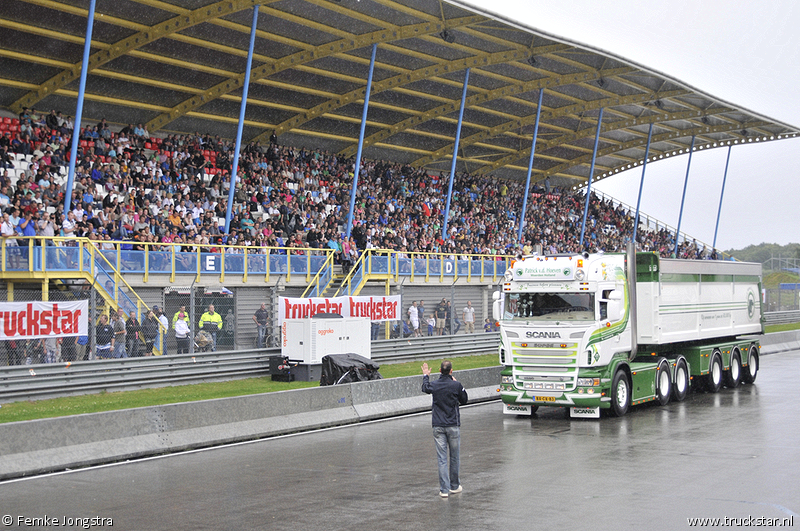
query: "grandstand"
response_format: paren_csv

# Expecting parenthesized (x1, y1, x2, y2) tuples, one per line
(0, 0, 796, 360)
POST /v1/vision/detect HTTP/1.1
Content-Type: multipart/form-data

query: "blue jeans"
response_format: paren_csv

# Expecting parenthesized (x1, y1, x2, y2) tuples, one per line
(113, 341, 128, 358)
(257, 324, 267, 348)
(211, 331, 217, 351)
(433, 426, 460, 493)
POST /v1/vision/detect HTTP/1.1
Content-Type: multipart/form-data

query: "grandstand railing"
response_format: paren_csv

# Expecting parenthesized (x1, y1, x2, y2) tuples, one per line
(1, 237, 333, 285)
(302, 252, 335, 298)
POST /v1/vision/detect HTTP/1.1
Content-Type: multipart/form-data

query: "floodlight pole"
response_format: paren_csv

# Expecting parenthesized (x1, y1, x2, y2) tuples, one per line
(64, 0, 97, 214)
(517, 89, 544, 243)
(673, 135, 696, 258)
(442, 67, 470, 241)
(579, 107, 604, 250)
(345, 43, 378, 239)
(712, 145, 732, 252)
(225, 4, 260, 234)
(632, 123, 654, 249)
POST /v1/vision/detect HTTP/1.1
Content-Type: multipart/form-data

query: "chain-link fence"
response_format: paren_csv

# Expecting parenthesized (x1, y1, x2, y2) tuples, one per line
(764, 287, 800, 313)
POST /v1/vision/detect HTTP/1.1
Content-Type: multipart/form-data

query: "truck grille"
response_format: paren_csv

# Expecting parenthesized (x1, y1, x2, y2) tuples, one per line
(511, 342, 578, 390)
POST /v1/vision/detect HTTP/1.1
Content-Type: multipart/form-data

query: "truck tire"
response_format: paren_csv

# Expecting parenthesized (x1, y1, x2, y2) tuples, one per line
(655, 359, 671, 406)
(671, 358, 689, 402)
(743, 345, 759, 384)
(610, 369, 630, 417)
(704, 352, 723, 393)
(724, 349, 742, 388)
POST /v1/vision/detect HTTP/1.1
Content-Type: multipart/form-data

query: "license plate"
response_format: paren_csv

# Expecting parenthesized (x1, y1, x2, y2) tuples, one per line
(503, 404, 531, 415)
(533, 396, 556, 402)
(570, 407, 600, 418)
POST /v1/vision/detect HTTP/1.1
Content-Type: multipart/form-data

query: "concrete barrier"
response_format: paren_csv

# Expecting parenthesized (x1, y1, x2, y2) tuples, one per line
(0, 367, 501, 480)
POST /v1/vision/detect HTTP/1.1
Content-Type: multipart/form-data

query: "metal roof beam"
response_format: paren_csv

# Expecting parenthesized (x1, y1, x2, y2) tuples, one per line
(146, 14, 485, 133)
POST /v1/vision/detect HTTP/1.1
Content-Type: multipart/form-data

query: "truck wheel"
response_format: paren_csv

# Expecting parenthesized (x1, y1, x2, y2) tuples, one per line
(724, 349, 742, 388)
(610, 370, 630, 417)
(705, 352, 723, 393)
(743, 345, 759, 384)
(655, 359, 671, 406)
(671, 358, 689, 402)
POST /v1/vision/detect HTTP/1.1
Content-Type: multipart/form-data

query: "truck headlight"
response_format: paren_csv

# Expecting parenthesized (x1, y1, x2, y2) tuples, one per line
(501, 375, 514, 384)
(575, 269, 585, 280)
(577, 378, 601, 386)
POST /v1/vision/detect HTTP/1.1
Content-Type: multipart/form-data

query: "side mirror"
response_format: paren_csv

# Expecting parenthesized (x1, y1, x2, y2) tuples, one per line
(607, 290, 623, 301)
(492, 299, 502, 321)
(492, 291, 501, 301)
(607, 300, 622, 322)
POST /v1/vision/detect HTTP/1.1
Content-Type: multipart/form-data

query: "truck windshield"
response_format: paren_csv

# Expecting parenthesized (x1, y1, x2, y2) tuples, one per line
(503, 292, 595, 321)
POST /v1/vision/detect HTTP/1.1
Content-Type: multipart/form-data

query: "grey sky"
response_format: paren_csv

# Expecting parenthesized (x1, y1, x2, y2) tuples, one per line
(467, 0, 800, 250)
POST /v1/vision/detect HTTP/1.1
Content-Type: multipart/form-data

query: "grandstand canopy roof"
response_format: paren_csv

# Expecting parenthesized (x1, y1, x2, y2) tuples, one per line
(1, 0, 798, 187)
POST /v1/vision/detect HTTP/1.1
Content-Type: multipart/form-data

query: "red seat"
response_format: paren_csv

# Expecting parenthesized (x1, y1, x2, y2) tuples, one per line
(11, 118, 19, 126)
(2, 118, 10, 124)
(203, 150, 211, 156)
(0, 123, 7, 131)
(145, 142, 152, 149)
(80, 140, 88, 147)
(8, 125, 18, 132)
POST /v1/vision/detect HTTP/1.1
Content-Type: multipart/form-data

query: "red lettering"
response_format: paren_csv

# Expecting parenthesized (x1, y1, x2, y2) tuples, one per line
(2, 311, 15, 336)
(40, 310, 52, 335)
(51, 304, 61, 334)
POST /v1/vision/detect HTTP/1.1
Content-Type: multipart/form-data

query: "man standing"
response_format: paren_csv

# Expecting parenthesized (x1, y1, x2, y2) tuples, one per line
(95, 314, 114, 360)
(111, 309, 127, 358)
(421, 360, 468, 498)
(253, 302, 269, 348)
(155, 306, 169, 355)
(407, 300, 420, 337)
(418, 300, 426, 326)
(462, 301, 475, 334)
(199, 303, 223, 351)
(435, 298, 447, 336)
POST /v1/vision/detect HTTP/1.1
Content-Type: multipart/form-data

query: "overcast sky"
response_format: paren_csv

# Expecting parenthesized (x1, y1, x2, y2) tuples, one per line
(466, 0, 800, 251)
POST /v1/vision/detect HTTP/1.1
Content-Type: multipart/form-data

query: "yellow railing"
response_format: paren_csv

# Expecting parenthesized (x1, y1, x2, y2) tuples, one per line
(301, 252, 335, 298)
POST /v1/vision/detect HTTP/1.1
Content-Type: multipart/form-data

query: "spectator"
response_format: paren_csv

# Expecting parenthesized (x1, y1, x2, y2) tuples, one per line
(96, 314, 114, 360)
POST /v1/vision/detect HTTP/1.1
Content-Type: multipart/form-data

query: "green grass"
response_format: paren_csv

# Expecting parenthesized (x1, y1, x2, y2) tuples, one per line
(0, 353, 499, 424)
(764, 322, 800, 334)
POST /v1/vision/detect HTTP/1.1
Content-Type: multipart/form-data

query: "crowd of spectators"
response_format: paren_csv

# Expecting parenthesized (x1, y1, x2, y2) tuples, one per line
(0, 107, 719, 264)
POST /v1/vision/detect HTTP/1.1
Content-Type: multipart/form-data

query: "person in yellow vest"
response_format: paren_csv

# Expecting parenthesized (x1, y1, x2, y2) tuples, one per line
(199, 304, 223, 351)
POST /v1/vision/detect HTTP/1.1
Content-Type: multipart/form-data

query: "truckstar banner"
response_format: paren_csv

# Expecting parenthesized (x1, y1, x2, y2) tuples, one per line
(0, 301, 88, 340)
(279, 296, 400, 323)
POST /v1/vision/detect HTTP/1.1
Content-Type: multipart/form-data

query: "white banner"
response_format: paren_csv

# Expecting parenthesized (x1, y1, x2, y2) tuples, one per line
(279, 295, 401, 323)
(0, 301, 89, 340)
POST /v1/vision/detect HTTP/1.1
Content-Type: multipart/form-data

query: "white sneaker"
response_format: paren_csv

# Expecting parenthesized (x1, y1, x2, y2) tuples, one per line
(439, 491, 449, 498)
(449, 485, 463, 494)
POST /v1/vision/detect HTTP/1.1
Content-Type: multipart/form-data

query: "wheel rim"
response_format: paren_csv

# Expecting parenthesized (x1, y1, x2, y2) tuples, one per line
(712, 358, 721, 384)
(748, 351, 758, 377)
(676, 365, 687, 393)
(731, 355, 740, 381)
(616, 379, 628, 407)
(658, 369, 670, 396)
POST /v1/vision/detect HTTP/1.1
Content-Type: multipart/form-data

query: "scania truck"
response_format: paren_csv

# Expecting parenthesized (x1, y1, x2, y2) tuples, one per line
(494, 245, 762, 418)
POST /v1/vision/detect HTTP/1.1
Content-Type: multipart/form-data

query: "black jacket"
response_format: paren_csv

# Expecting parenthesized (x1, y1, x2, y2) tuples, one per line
(422, 373, 468, 427)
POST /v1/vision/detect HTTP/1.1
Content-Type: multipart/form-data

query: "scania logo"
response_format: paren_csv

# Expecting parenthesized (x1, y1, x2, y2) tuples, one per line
(747, 290, 756, 319)
(525, 331, 562, 338)
(574, 408, 594, 414)
(506, 405, 527, 411)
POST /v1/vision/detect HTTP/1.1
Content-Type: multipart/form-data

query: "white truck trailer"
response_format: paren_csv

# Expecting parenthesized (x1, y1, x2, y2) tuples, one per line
(494, 246, 763, 418)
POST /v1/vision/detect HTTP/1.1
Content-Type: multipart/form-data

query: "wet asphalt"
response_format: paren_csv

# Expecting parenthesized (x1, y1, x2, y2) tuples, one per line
(1, 351, 798, 530)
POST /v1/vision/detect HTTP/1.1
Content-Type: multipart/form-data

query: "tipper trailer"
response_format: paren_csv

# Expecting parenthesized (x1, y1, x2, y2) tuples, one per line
(494, 245, 763, 418)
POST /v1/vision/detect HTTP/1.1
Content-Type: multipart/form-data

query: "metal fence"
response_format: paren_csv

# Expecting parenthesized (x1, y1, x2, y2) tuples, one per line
(764, 287, 800, 312)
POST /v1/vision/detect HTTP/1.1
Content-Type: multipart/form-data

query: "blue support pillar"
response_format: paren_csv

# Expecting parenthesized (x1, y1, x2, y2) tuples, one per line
(517, 89, 544, 244)
(712, 145, 732, 252)
(225, 4, 260, 234)
(579, 107, 604, 250)
(345, 43, 378, 239)
(442, 68, 470, 241)
(673, 136, 696, 257)
(64, 0, 97, 214)
(632, 123, 654, 248)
